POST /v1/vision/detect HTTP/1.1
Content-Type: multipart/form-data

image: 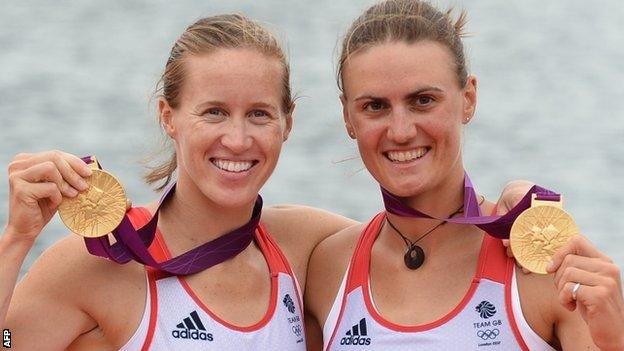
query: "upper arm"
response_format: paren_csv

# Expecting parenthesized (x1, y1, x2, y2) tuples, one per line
(517, 269, 598, 350)
(305, 312, 323, 351)
(267, 204, 358, 247)
(5, 236, 98, 350)
(304, 225, 361, 331)
(262, 205, 358, 289)
(556, 311, 599, 350)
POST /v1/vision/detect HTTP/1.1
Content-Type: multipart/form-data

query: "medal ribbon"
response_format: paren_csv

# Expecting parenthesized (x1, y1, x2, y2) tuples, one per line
(80, 157, 261, 275)
(381, 171, 559, 239)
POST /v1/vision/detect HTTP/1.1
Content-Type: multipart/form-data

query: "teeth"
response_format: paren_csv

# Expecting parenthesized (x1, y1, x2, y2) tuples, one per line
(212, 159, 254, 172)
(386, 148, 427, 162)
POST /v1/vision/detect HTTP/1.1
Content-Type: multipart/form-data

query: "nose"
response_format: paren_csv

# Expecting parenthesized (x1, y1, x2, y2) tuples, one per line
(387, 107, 417, 144)
(220, 117, 253, 153)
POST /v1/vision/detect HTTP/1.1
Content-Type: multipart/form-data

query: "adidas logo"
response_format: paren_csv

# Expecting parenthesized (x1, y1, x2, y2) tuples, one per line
(171, 310, 214, 342)
(340, 318, 371, 346)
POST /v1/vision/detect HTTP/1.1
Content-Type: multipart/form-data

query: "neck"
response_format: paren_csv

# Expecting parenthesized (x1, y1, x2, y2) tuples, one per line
(384, 166, 469, 244)
(158, 177, 257, 254)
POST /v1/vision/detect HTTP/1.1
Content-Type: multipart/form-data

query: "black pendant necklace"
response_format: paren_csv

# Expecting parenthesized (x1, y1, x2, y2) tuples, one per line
(385, 197, 483, 270)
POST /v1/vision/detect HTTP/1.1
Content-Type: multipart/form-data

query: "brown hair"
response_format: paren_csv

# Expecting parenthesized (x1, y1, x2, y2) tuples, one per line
(337, 0, 469, 93)
(145, 14, 293, 190)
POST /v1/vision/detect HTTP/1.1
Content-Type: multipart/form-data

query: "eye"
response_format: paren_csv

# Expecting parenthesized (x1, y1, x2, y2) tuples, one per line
(363, 101, 387, 112)
(249, 110, 270, 118)
(413, 96, 434, 107)
(203, 107, 226, 118)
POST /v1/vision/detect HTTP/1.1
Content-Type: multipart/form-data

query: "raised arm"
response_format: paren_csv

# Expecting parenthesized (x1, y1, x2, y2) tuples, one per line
(0, 151, 100, 349)
(1, 151, 91, 326)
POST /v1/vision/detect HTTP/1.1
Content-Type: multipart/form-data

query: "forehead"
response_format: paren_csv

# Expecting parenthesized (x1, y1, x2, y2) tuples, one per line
(342, 41, 458, 97)
(180, 48, 284, 105)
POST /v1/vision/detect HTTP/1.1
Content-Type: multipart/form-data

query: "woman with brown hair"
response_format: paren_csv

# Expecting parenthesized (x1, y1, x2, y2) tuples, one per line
(306, 1, 624, 350)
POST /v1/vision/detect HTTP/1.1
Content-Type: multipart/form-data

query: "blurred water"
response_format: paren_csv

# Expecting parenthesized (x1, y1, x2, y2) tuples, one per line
(1, 0, 623, 274)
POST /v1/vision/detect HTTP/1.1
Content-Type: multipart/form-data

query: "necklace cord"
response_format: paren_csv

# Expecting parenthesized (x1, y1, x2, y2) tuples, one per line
(386, 195, 485, 247)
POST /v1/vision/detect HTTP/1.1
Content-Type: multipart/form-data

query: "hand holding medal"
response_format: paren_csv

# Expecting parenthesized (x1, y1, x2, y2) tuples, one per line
(5, 151, 93, 244)
(509, 194, 579, 274)
(57, 156, 128, 238)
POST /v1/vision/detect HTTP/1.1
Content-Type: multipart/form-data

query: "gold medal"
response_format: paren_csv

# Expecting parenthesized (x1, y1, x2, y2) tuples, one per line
(510, 194, 579, 274)
(58, 159, 127, 238)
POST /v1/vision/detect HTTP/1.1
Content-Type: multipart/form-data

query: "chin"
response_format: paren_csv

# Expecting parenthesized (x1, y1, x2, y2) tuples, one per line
(197, 183, 261, 209)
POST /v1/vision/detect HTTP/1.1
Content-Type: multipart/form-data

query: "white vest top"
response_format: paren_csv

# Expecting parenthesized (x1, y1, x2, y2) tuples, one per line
(323, 213, 555, 351)
(118, 207, 306, 351)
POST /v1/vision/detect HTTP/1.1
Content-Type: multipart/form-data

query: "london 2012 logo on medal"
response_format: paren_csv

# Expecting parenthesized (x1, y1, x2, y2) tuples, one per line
(510, 194, 579, 274)
(57, 157, 127, 238)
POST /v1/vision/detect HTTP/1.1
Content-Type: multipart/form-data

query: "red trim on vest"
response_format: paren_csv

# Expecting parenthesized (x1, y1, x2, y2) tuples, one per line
(175, 222, 283, 332)
(329, 211, 521, 344)
(504, 260, 531, 351)
(364, 213, 487, 332)
(125, 208, 159, 350)
(325, 215, 384, 348)
(345, 213, 385, 293)
(256, 223, 307, 335)
(479, 235, 508, 283)
(140, 268, 159, 351)
(128, 207, 295, 333)
(256, 223, 290, 275)
(484, 205, 529, 349)
(128, 207, 172, 280)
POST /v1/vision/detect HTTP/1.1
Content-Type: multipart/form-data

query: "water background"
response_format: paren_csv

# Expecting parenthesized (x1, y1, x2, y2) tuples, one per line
(1, 0, 623, 274)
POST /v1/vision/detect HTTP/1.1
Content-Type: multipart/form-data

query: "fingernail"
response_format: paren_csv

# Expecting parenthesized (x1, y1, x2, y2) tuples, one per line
(546, 260, 554, 271)
(68, 187, 78, 197)
(82, 167, 92, 176)
(78, 179, 89, 191)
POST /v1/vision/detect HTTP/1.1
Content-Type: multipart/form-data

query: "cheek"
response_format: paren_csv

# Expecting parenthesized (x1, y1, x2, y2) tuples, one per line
(255, 126, 286, 160)
(354, 122, 386, 162)
(422, 118, 462, 144)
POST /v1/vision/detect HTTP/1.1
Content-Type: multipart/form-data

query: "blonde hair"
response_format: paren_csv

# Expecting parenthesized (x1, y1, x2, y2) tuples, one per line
(338, 0, 469, 93)
(145, 14, 293, 190)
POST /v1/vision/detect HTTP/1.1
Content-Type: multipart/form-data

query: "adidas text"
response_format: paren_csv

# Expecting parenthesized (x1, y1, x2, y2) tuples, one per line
(172, 329, 214, 341)
(340, 335, 371, 346)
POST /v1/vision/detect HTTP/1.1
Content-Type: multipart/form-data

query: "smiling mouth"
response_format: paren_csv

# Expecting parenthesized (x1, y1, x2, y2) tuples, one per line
(210, 158, 259, 173)
(384, 147, 430, 163)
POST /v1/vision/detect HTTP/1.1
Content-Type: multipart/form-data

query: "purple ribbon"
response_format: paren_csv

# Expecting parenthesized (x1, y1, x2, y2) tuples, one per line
(381, 172, 559, 239)
(80, 156, 261, 275)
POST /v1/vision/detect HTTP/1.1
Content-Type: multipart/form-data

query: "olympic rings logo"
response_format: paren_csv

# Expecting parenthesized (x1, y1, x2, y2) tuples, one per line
(476, 328, 500, 340)
(292, 325, 302, 337)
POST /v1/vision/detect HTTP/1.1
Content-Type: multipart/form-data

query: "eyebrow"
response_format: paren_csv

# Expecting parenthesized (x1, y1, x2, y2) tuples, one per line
(406, 86, 444, 100)
(194, 100, 226, 111)
(353, 85, 444, 102)
(193, 100, 278, 111)
(250, 102, 278, 111)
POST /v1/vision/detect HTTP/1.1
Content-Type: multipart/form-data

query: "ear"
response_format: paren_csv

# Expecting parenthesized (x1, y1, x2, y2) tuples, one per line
(462, 76, 478, 125)
(282, 103, 295, 142)
(340, 94, 356, 139)
(158, 97, 176, 138)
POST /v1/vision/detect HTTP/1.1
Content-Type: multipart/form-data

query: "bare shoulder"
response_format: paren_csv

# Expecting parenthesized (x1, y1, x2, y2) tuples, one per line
(21, 234, 143, 290)
(261, 205, 357, 263)
(7, 234, 145, 349)
(305, 223, 365, 327)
